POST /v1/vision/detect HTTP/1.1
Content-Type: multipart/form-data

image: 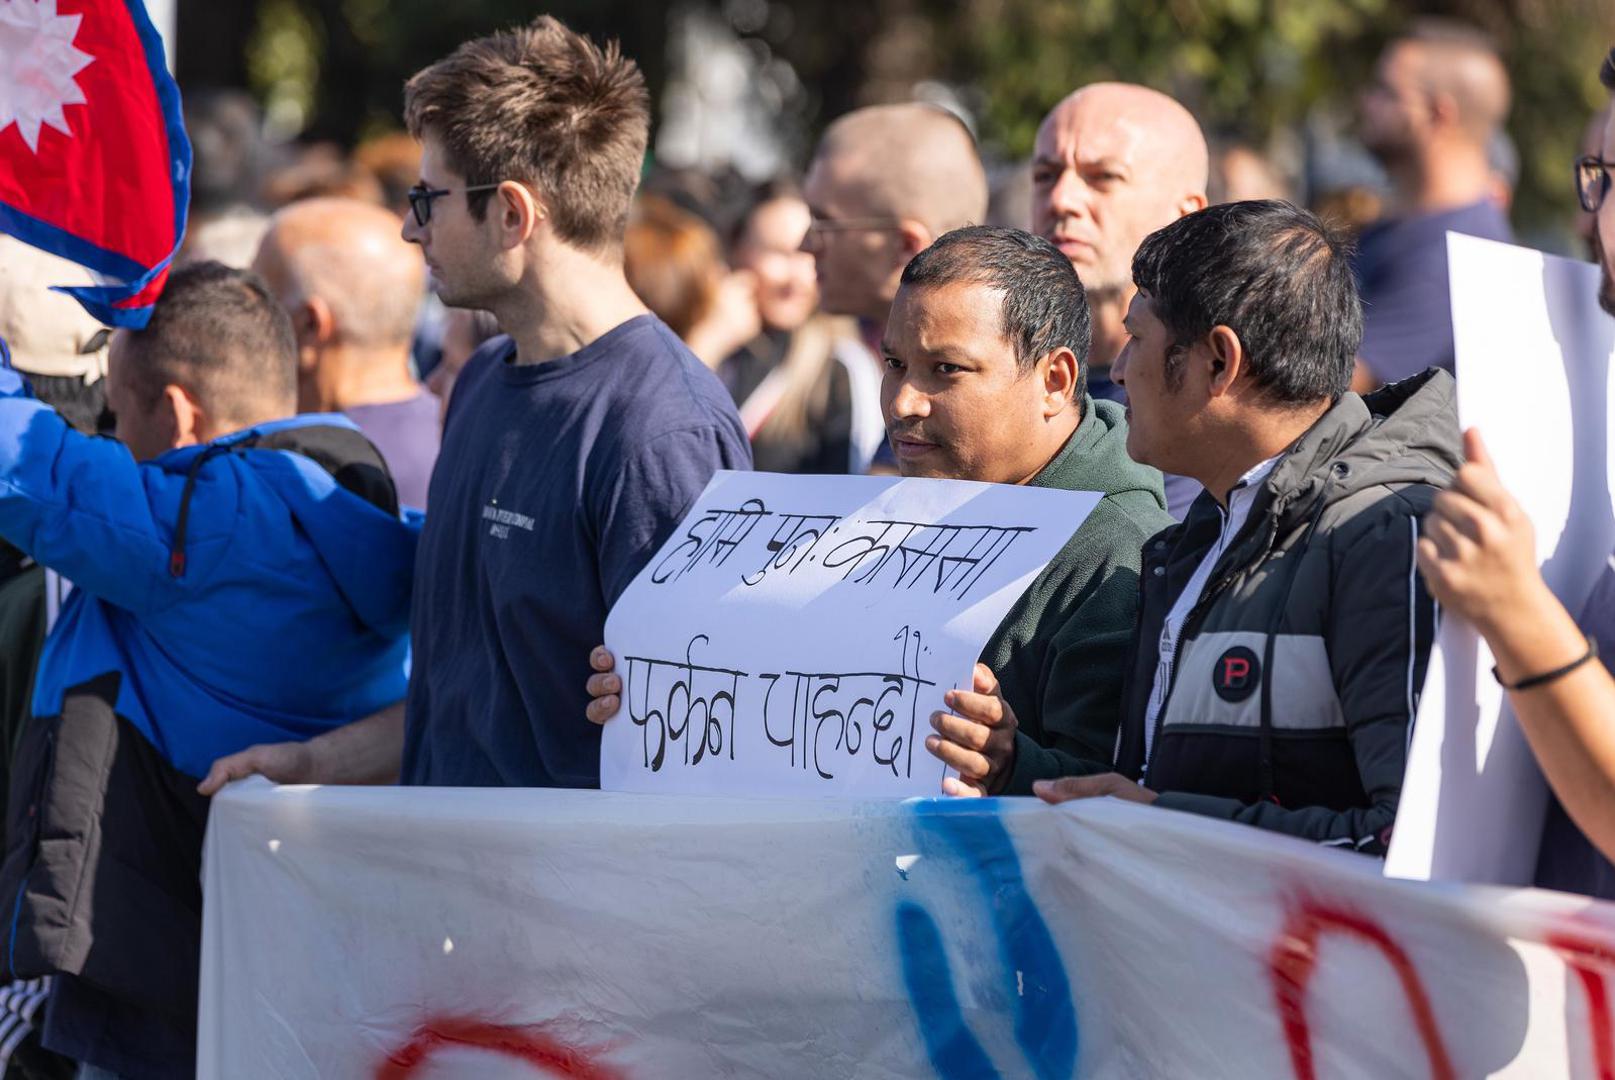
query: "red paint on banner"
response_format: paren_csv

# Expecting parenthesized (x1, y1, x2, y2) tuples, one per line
(376, 1018, 624, 1080)
(1269, 902, 1455, 1080)
(1549, 932, 1615, 1080)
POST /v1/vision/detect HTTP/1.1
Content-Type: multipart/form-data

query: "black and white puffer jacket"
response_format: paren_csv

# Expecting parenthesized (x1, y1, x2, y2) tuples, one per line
(1113, 369, 1462, 856)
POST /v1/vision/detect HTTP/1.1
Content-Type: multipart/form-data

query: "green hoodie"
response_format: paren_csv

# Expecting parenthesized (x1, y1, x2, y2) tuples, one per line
(980, 395, 1175, 795)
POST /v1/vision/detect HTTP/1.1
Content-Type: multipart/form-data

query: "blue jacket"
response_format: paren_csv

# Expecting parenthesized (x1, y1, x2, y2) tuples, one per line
(0, 364, 418, 778)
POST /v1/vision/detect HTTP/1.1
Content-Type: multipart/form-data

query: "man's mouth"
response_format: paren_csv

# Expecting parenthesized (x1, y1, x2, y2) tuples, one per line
(890, 433, 940, 458)
(1054, 237, 1095, 260)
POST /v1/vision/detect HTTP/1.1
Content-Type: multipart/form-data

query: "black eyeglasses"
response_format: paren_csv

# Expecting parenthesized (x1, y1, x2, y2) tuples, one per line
(804, 215, 904, 237)
(407, 183, 503, 227)
(1576, 156, 1614, 214)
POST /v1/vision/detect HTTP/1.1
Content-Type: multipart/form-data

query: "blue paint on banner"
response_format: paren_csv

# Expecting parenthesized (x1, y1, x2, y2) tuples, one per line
(897, 799, 1079, 1080)
(896, 901, 1002, 1079)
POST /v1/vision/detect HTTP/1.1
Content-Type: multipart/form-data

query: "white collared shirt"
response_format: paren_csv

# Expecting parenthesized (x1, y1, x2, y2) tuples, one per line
(1142, 453, 1284, 764)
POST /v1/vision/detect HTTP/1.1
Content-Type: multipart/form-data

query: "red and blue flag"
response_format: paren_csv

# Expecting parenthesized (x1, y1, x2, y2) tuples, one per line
(0, 0, 190, 327)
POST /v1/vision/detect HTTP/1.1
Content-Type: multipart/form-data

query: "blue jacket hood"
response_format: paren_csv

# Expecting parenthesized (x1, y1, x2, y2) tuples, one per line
(0, 390, 420, 778)
(163, 414, 418, 638)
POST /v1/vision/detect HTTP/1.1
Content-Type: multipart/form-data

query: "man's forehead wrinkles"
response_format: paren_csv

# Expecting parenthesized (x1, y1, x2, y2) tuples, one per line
(1041, 116, 1147, 169)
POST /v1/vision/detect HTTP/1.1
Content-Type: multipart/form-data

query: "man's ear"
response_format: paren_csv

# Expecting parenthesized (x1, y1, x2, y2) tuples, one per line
(895, 219, 932, 261)
(1426, 89, 1460, 131)
(1205, 325, 1246, 399)
(1040, 346, 1079, 417)
(1177, 192, 1209, 218)
(160, 383, 207, 451)
(495, 180, 547, 248)
(303, 296, 335, 348)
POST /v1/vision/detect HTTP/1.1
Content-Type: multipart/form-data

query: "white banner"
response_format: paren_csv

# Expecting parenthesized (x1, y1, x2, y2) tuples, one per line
(601, 471, 1099, 798)
(201, 779, 1615, 1078)
(1389, 235, 1615, 885)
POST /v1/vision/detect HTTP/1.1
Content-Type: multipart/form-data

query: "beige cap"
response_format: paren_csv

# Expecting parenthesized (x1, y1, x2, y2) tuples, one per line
(0, 233, 111, 381)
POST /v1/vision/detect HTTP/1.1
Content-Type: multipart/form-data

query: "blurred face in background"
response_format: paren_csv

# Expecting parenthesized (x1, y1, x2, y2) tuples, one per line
(802, 150, 908, 322)
(732, 196, 817, 333)
(428, 308, 499, 421)
(1358, 42, 1428, 164)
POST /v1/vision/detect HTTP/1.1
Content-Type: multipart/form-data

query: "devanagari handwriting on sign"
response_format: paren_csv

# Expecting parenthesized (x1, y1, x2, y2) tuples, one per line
(620, 626, 935, 783)
(646, 496, 1037, 603)
(816, 519, 1036, 601)
(649, 499, 773, 585)
(759, 625, 935, 782)
(740, 510, 843, 585)
(622, 634, 744, 772)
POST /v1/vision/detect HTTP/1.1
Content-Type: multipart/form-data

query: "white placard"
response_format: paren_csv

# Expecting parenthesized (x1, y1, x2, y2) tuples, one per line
(1387, 234, 1615, 885)
(600, 470, 1101, 798)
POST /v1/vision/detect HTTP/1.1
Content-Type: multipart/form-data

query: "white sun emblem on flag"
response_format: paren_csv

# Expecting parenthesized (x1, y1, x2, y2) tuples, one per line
(0, 0, 94, 153)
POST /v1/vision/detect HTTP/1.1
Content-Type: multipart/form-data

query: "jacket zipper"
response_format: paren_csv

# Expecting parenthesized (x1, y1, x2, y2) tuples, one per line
(1142, 512, 1281, 782)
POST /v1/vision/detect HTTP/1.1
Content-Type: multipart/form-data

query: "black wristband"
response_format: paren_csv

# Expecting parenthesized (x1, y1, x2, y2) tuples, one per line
(1493, 636, 1599, 691)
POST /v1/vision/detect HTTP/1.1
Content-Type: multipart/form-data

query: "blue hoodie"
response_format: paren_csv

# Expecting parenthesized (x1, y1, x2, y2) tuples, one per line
(0, 361, 418, 779)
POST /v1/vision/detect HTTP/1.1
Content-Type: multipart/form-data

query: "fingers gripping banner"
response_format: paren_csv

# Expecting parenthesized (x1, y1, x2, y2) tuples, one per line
(201, 780, 1615, 1078)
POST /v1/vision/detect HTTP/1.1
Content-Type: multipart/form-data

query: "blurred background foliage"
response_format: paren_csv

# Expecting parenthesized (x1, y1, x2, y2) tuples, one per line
(175, 0, 1615, 240)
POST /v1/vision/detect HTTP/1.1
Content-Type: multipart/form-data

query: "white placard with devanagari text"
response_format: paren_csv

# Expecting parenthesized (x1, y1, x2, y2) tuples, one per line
(600, 470, 1101, 799)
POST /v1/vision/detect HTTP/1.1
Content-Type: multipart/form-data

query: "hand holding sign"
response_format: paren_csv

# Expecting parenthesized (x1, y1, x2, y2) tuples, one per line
(926, 663, 1019, 797)
(1417, 428, 1546, 638)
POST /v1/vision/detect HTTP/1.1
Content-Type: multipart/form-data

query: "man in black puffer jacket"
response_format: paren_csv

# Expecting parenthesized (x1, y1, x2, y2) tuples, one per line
(1030, 200, 1460, 855)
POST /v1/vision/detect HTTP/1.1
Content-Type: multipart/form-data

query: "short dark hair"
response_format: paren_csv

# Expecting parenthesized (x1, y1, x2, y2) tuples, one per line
(1602, 47, 1615, 90)
(899, 225, 1092, 395)
(1131, 200, 1360, 406)
(404, 16, 650, 251)
(123, 261, 297, 419)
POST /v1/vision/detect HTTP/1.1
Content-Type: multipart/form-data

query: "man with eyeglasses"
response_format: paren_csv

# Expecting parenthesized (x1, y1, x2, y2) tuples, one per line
(800, 103, 990, 473)
(199, 18, 749, 793)
(1578, 111, 1615, 316)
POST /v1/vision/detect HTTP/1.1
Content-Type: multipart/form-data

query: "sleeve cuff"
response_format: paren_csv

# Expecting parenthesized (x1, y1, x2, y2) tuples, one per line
(999, 731, 1108, 797)
(1152, 790, 1246, 820)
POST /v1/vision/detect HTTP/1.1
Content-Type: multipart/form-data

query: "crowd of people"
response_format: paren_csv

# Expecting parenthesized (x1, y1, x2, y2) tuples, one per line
(0, 12, 1610, 1080)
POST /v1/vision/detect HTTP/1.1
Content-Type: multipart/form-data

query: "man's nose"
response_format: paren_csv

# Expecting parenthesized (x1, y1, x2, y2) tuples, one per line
(886, 376, 928, 420)
(1048, 169, 1090, 219)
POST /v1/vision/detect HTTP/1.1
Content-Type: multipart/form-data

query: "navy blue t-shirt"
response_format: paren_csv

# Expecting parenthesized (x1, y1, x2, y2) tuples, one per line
(1353, 199, 1513, 384)
(401, 315, 751, 787)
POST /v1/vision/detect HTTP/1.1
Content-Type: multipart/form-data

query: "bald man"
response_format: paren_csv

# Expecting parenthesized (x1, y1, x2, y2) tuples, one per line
(803, 104, 989, 324)
(799, 105, 989, 472)
(1353, 19, 1514, 389)
(253, 197, 441, 508)
(1032, 82, 1209, 516)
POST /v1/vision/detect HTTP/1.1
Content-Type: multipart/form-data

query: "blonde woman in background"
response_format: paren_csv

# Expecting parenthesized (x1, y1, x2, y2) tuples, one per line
(720, 182, 884, 474)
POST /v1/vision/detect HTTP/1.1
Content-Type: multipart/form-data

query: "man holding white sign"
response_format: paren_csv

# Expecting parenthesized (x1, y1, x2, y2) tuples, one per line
(589, 226, 1176, 796)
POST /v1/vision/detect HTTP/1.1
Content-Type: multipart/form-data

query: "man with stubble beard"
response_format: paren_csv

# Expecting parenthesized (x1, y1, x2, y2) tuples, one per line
(1031, 83, 1210, 517)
